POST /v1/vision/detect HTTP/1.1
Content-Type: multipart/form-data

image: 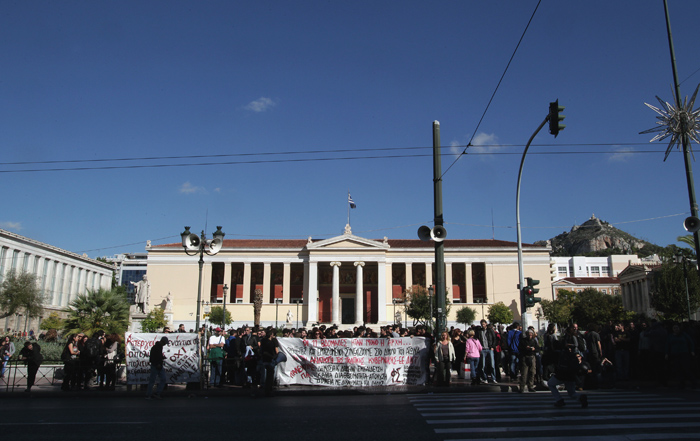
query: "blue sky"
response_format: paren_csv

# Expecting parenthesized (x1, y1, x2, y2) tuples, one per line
(2, 1, 700, 258)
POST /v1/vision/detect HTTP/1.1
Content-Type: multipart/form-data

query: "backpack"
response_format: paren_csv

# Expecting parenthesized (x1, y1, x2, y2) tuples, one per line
(85, 337, 102, 359)
(576, 334, 587, 354)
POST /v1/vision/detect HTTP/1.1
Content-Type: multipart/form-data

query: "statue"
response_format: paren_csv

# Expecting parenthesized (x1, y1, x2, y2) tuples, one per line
(131, 275, 150, 314)
(165, 293, 173, 312)
(394, 311, 402, 326)
(286, 309, 294, 324)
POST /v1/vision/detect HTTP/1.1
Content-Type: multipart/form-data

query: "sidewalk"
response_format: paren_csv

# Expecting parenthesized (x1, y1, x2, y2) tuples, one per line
(1, 373, 662, 398)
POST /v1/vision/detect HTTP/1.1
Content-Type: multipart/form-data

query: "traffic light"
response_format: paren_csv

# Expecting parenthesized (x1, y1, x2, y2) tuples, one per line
(548, 100, 565, 137)
(523, 277, 541, 308)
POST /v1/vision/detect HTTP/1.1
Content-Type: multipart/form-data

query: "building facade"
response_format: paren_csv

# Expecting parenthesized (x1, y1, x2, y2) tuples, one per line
(146, 228, 552, 330)
(0, 229, 114, 333)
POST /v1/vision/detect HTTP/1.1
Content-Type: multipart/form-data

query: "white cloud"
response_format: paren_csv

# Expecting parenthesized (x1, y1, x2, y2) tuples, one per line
(0, 221, 21, 231)
(609, 146, 635, 162)
(244, 97, 277, 112)
(179, 181, 206, 195)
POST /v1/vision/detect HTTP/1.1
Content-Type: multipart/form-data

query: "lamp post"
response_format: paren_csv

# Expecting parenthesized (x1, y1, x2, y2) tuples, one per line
(295, 297, 301, 329)
(428, 286, 434, 334)
(222, 284, 228, 331)
(275, 298, 283, 328)
(181, 226, 225, 331)
(675, 252, 692, 322)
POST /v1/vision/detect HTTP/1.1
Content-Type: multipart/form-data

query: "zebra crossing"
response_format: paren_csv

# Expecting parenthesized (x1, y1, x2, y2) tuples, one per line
(409, 390, 700, 441)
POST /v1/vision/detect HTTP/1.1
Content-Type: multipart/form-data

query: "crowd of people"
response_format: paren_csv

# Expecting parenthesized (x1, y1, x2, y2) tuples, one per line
(433, 318, 698, 400)
(60, 330, 122, 391)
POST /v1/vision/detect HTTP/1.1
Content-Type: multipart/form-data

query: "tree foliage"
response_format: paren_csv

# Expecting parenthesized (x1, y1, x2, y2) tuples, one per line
(403, 285, 451, 328)
(209, 306, 233, 327)
(40, 312, 64, 331)
(141, 307, 169, 333)
(540, 288, 629, 327)
(650, 260, 700, 321)
(455, 306, 477, 326)
(63, 288, 130, 336)
(487, 301, 514, 325)
(0, 270, 46, 320)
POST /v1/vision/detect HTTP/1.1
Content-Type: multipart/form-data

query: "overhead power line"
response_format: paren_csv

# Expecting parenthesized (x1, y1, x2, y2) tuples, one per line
(0, 144, 673, 174)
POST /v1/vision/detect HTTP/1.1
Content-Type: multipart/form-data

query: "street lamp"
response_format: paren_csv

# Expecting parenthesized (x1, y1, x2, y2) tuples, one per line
(222, 284, 228, 331)
(181, 225, 225, 331)
(275, 298, 283, 328)
(675, 251, 692, 321)
(428, 286, 434, 333)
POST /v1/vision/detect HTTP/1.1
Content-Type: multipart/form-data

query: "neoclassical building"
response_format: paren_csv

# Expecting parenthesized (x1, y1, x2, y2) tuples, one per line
(0, 229, 114, 333)
(146, 227, 553, 329)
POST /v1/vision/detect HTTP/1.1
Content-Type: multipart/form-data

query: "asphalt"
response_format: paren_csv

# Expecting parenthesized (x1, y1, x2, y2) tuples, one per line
(1, 373, 660, 398)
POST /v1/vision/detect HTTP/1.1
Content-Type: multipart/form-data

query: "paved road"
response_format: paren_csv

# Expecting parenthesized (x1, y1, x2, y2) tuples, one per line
(409, 389, 700, 440)
(0, 393, 438, 441)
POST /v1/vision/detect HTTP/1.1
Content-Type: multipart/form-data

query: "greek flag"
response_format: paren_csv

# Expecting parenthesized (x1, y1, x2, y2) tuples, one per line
(348, 194, 356, 209)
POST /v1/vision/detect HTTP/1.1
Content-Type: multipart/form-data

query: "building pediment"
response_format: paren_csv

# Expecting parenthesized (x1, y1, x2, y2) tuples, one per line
(307, 233, 389, 251)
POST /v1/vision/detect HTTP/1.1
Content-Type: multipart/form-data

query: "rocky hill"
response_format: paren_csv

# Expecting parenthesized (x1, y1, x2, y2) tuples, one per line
(533, 214, 664, 257)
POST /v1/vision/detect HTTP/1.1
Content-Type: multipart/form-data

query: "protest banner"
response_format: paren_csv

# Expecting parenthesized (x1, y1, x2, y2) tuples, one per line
(276, 337, 428, 387)
(125, 333, 201, 384)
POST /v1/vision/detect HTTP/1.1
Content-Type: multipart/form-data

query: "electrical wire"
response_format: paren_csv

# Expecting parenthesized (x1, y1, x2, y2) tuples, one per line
(441, 0, 543, 180)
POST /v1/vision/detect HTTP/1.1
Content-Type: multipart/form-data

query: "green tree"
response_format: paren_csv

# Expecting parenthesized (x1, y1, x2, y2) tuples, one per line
(209, 306, 232, 327)
(570, 287, 626, 325)
(650, 260, 700, 321)
(0, 270, 46, 321)
(486, 301, 514, 325)
(403, 285, 451, 328)
(40, 312, 64, 331)
(141, 307, 169, 333)
(539, 290, 573, 328)
(63, 288, 130, 336)
(455, 306, 477, 327)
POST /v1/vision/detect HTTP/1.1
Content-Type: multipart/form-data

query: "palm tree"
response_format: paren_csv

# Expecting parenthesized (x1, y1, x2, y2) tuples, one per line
(678, 234, 695, 249)
(63, 288, 130, 336)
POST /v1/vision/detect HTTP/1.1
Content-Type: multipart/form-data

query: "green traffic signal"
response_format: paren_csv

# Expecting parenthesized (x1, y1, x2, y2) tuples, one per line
(548, 100, 566, 137)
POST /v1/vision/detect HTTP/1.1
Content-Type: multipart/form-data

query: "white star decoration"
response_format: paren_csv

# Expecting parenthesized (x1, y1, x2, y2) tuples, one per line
(641, 84, 700, 161)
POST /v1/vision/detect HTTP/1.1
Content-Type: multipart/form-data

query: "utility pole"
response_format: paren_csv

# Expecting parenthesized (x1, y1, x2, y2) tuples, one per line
(433, 121, 446, 334)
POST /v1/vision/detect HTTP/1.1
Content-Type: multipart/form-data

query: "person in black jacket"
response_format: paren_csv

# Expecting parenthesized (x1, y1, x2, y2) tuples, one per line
(475, 320, 498, 384)
(146, 336, 169, 400)
(19, 341, 43, 392)
(547, 348, 591, 408)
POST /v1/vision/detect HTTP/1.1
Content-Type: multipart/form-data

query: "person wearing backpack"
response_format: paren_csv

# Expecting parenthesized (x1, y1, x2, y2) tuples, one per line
(506, 322, 522, 380)
(82, 331, 106, 389)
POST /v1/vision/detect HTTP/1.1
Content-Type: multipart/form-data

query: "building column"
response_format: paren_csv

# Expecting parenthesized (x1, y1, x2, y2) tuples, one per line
(263, 263, 271, 303)
(354, 262, 365, 325)
(223, 262, 232, 301)
(405, 262, 413, 288)
(465, 263, 474, 303)
(331, 262, 341, 325)
(283, 262, 291, 304)
(377, 261, 387, 323)
(425, 262, 433, 288)
(242, 263, 251, 303)
(306, 261, 318, 326)
(445, 262, 453, 301)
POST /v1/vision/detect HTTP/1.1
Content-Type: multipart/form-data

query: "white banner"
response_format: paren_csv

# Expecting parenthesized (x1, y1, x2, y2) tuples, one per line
(125, 333, 201, 384)
(277, 337, 429, 387)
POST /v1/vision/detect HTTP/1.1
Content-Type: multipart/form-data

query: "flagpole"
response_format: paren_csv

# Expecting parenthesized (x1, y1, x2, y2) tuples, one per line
(347, 191, 351, 227)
